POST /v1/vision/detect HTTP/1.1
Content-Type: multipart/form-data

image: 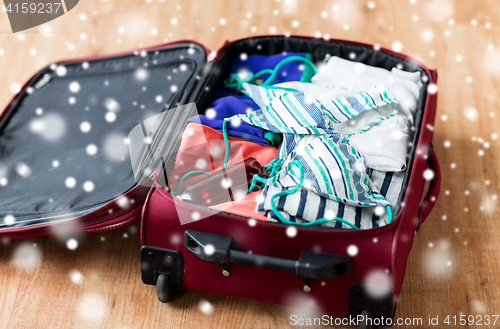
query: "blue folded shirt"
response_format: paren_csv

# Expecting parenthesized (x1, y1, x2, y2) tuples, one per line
(190, 95, 269, 144)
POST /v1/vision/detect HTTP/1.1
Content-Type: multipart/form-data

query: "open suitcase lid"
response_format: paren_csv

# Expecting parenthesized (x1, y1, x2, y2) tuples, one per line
(0, 41, 208, 238)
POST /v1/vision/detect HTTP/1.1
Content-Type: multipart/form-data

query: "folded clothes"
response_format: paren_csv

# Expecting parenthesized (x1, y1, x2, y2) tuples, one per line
(233, 84, 400, 211)
(260, 170, 404, 229)
(346, 115, 410, 171)
(177, 56, 422, 227)
(272, 81, 411, 171)
(169, 123, 278, 194)
(190, 95, 270, 145)
(311, 56, 422, 124)
(210, 52, 314, 101)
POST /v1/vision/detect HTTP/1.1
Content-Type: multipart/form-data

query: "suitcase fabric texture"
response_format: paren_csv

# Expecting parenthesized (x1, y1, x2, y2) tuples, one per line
(0, 36, 440, 324)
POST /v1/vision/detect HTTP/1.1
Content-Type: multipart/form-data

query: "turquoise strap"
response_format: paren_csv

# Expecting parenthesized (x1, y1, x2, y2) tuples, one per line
(222, 119, 230, 169)
(177, 170, 211, 194)
(386, 204, 393, 224)
(223, 56, 318, 91)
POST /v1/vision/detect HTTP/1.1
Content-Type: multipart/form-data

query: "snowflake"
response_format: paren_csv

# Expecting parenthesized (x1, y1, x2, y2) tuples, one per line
(11, 243, 42, 270)
(4, 214, 15, 225)
(79, 295, 107, 320)
(198, 300, 214, 315)
(347, 245, 358, 256)
(83, 181, 94, 192)
(422, 29, 433, 42)
(65, 177, 77, 189)
(66, 239, 78, 250)
(392, 41, 403, 52)
(10, 83, 21, 93)
(80, 121, 91, 133)
(86, 144, 98, 156)
(204, 244, 215, 256)
(286, 226, 297, 238)
(70, 270, 84, 284)
(15, 163, 31, 178)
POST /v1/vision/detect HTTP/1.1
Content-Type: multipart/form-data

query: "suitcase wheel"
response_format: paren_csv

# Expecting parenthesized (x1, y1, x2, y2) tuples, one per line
(359, 310, 374, 329)
(156, 273, 173, 303)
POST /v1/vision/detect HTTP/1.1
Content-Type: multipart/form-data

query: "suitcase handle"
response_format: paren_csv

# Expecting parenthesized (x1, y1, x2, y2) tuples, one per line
(184, 230, 352, 283)
(418, 145, 441, 229)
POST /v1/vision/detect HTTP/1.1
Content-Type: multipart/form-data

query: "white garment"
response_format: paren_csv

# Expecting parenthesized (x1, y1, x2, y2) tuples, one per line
(275, 81, 411, 171)
(311, 56, 422, 124)
(347, 115, 410, 171)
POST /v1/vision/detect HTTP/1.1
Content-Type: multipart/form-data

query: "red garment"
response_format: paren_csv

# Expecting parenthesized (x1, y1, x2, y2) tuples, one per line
(169, 123, 277, 221)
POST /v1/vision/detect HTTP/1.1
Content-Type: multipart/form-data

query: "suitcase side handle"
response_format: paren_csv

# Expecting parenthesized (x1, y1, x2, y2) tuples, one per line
(418, 145, 441, 229)
(184, 230, 352, 283)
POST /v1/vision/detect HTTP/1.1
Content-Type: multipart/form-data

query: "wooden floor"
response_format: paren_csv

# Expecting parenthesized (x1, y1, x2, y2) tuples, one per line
(1, 0, 500, 328)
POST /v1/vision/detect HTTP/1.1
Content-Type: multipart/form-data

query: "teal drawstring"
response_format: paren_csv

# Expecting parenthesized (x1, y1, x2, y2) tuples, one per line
(222, 118, 230, 169)
(248, 174, 268, 192)
(177, 171, 211, 194)
(386, 204, 393, 224)
(177, 119, 231, 194)
(223, 56, 318, 91)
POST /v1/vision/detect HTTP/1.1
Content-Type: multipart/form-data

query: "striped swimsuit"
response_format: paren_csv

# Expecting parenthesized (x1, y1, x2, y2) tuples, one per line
(230, 83, 401, 227)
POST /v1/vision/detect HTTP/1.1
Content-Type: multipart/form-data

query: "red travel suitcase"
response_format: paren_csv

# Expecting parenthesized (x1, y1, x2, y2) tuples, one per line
(0, 36, 440, 327)
(139, 36, 441, 326)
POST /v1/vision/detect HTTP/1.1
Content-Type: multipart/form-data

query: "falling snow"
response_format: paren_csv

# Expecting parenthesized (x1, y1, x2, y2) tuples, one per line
(4, 214, 15, 225)
(65, 177, 77, 189)
(103, 133, 128, 161)
(198, 299, 214, 315)
(69, 82, 80, 93)
(117, 196, 130, 209)
(286, 226, 297, 238)
(55, 65, 67, 77)
(204, 244, 215, 256)
(15, 163, 32, 178)
(78, 295, 107, 320)
(86, 144, 98, 156)
(70, 270, 84, 284)
(392, 41, 403, 52)
(11, 243, 42, 270)
(80, 121, 91, 133)
(83, 181, 95, 192)
(464, 107, 478, 121)
(347, 245, 358, 256)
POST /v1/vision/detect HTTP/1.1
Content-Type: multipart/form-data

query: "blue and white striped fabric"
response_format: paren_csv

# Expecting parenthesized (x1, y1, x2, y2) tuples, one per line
(267, 134, 389, 207)
(259, 170, 405, 229)
(231, 83, 400, 211)
(242, 82, 398, 132)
